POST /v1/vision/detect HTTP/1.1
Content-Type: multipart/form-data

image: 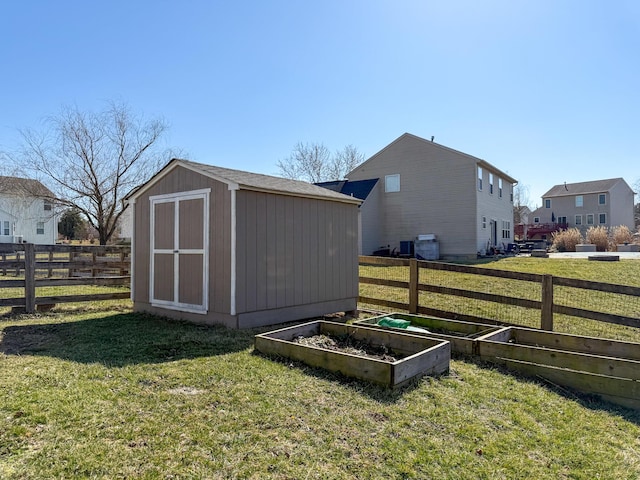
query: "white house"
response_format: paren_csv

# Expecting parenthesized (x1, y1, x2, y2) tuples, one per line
(0, 176, 58, 244)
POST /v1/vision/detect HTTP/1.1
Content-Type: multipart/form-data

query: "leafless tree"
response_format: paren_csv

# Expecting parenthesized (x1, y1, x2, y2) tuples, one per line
(12, 102, 169, 244)
(277, 142, 365, 183)
(513, 183, 531, 224)
(327, 144, 366, 181)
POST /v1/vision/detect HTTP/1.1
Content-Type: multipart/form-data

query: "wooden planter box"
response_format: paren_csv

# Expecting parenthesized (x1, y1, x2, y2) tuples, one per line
(255, 320, 450, 388)
(476, 327, 640, 409)
(354, 312, 503, 355)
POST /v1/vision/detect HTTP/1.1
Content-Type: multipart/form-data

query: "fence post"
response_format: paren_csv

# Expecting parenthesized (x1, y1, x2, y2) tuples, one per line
(409, 258, 419, 314)
(24, 243, 36, 314)
(541, 274, 553, 331)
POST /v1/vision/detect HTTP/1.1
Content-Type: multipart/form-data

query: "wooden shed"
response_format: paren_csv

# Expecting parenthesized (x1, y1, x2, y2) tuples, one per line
(126, 159, 361, 328)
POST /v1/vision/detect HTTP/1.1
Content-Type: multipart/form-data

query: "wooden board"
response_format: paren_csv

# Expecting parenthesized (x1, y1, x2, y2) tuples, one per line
(478, 326, 640, 409)
(254, 321, 450, 388)
(355, 313, 505, 355)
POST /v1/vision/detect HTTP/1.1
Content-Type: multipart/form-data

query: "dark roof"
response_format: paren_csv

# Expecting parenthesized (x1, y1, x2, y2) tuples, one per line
(0, 176, 54, 198)
(315, 178, 379, 202)
(127, 159, 362, 205)
(542, 178, 630, 198)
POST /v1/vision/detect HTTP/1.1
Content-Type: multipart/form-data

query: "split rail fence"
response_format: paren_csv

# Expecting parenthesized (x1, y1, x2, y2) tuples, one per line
(0, 243, 131, 313)
(359, 255, 640, 332)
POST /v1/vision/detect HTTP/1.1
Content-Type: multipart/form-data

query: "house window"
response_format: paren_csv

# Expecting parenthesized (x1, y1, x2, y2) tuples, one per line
(545, 199, 551, 208)
(36, 222, 45, 235)
(44, 201, 52, 211)
(2, 221, 9, 236)
(575, 195, 583, 207)
(482, 216, 486, 229)
(558, 216, 567, 224)
(599, 213, 606, 224)
(498, 178, 503, 198)
(575, 215, 582, 225)
(587, 214, 594, 225)
(384, 174, 400, 193)
(477, 167, 483, 191)
(502, 220, 511, 239)
(489, 173, 494, 194)
(534, 217, 540, 223)
(598, 194, 606, 205)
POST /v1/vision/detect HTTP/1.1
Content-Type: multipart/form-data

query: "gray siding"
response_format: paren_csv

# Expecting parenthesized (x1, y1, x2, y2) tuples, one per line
(235, 190, 359, 316)
(132, 165, 232, 315)
(350, 134, 503, 258)
(609, 180, 635, 230)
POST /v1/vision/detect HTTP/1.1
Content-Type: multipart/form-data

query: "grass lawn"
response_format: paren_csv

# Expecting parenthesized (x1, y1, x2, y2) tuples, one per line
(3, 304, 640, 479)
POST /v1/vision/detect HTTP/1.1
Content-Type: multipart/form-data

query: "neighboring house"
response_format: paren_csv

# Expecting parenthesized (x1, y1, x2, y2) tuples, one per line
(528, 178, 635, 238)
(125, 159, 361, 329)
(0, 176, 57, 244)
(343, 133, 517, 260)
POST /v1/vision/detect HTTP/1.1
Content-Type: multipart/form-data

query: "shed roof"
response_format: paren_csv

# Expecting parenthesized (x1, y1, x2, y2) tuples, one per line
(542, 178, 631, 198)
(126, 159, 362, 205)
(0, 176, 54, 198)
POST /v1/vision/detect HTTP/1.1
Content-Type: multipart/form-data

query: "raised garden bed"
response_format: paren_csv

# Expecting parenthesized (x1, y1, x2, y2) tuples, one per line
(354, 312, 503, 355)
(254, 320, 450, 388)
(476, 327, 640, 410)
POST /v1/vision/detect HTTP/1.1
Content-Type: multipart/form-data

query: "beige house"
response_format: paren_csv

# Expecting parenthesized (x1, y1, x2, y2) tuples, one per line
(346, 133, 517, 260)
(530, 178, 635, 236)
(125, 159, 361, 329)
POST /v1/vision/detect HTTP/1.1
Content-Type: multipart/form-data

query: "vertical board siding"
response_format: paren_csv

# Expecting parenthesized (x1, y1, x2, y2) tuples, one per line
(179, 254, 203, 305)
(133, 166, 231, 314)
(153, 254, 174, 301)
(179, 199, 204, 249)
(235, 191, 358, 315)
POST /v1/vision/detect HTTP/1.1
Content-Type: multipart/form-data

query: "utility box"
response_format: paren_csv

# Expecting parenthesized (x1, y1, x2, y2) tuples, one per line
(415, 234, 439, 260)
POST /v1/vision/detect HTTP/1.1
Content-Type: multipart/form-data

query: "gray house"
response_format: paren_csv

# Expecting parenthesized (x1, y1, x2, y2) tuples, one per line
(530, 178, 635, 235)
(345, 133, 517, 260)
(126, 159, 361, 329)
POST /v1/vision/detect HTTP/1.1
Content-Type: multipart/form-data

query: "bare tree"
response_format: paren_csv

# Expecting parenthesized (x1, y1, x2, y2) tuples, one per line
(277, 142, 365, 183)
(12, 102, 168, 244)
(327, 144, 366, 181)
(513, 183, 531, 224)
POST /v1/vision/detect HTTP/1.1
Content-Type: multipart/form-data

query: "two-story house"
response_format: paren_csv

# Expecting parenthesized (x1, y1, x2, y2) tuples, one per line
(343, 133, 517, 260)
(0, 176, 58, 244)
(529, 178, 635, 238)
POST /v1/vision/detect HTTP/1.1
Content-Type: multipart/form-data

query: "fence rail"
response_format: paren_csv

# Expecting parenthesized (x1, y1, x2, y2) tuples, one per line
(0, 243, 131, 312)
(359, 255, 640, 331)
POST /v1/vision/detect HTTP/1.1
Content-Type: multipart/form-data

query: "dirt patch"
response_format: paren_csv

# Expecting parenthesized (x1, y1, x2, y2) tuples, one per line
(292, 334, 404, 362)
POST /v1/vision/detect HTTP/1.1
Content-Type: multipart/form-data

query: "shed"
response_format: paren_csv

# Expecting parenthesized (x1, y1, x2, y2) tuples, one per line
(126, 159, 362, 329)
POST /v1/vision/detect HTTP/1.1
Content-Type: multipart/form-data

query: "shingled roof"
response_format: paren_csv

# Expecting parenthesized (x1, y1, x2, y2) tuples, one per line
(542, 178, 630, 198)
(127, 159, 362, 205)
(0, 176, 54, 198)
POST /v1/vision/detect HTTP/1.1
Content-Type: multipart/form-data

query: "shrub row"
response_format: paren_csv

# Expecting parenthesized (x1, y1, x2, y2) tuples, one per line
(552, 225, 635, 252)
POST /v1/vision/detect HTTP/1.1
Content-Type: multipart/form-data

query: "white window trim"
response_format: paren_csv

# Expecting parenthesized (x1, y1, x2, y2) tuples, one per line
(575, 195, 583, 207)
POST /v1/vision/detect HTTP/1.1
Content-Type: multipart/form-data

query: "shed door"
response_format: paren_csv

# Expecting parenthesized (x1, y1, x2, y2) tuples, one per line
(150, 189, 210, 313)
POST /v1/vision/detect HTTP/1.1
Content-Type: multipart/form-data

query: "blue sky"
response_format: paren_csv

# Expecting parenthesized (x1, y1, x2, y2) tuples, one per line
(2, 0, 638, 207)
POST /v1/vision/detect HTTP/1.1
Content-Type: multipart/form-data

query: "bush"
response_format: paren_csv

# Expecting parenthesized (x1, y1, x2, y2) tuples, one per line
(586, 226, 609, 251)
(551, 228, 583, 252)
(611, 225, 633, 250)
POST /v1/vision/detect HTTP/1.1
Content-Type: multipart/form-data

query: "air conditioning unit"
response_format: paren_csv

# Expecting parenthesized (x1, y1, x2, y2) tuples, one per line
(12, 235, 23, 243)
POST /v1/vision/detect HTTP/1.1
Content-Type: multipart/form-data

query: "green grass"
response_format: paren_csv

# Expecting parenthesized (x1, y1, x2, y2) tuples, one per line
(3, 307, 640, 479)
(360, 258, 640, 342)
